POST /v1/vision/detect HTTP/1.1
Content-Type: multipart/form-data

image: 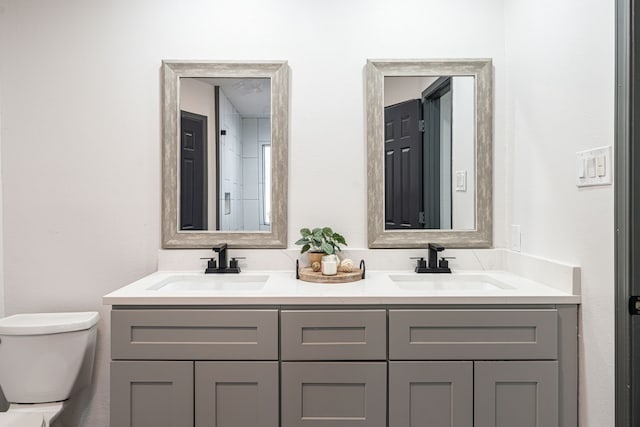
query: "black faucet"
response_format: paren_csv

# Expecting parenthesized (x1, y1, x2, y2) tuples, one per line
(204, 243, 242, 274)
(414, 243, 452, 273)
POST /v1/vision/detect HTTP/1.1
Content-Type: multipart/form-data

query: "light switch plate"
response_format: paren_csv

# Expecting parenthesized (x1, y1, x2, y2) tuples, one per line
(455, 170, 467, 192)
(576, 146, 612, 187)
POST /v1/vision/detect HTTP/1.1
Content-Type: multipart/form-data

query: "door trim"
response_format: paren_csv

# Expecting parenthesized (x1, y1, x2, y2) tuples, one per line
(615, 0, 632, 425)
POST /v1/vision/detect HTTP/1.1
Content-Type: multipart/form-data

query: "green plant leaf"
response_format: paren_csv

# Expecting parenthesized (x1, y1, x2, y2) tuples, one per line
(300, 243, 310, 254)
(334, 233, 347, 245)
(295, 238, 309, 246)
(300, 228, 311, 237)
(321, 241, 334, 254)
(312, 228, 322, 239)
(322, 227, 333, 236)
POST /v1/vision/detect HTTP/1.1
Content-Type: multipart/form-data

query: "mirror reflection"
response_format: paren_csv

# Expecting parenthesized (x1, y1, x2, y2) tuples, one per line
(179, 77, 271, 232)
(384, 76, 475, 230)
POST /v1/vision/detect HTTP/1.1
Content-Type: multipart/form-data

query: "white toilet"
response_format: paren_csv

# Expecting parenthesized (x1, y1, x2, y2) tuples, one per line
(0, 312, 99, 427)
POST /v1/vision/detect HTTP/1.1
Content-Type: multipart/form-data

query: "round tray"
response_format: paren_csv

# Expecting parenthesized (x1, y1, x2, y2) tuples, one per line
(298, 267, 363, 284)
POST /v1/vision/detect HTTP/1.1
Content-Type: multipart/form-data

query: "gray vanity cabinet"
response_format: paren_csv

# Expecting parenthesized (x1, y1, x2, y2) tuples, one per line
(110, 309, 280, 427)
(109, 305, 577, 427)
(388, 361, 473, 427)
(280, 310, 387, 427)
(110, 361, 194, 427)
(195, 362, 279, 427)
(474, 361, 559, 427)
(388, 307, 575, 427)
(281, 362, 387, 427)
(389, 360, 558, 427)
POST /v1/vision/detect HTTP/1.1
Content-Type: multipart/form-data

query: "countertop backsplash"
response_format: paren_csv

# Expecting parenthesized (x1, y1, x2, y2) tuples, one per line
(157, 248, 580, 295)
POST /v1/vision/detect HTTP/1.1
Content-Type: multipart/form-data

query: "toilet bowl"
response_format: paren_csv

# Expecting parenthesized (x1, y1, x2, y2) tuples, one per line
(0, 312, 99, 426)
(0, 402, 65, 427)
(0, 412, 44, 427)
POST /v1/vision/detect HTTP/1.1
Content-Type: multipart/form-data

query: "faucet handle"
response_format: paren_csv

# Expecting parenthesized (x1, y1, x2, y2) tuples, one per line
(410, 257, 427, 269)
(439, 257, 456, 268)
(229, 257, 246, 268)
(201, 258, 217, 270)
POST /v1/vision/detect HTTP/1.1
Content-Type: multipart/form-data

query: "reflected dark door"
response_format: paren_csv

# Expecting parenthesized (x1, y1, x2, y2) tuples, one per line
(384, 99, 423, 229)
(180, 110, 207, 230)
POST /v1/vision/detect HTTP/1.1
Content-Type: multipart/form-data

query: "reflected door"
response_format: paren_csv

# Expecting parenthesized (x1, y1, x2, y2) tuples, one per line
(180, 111, 208, 230)
(384, 99, 423, 229)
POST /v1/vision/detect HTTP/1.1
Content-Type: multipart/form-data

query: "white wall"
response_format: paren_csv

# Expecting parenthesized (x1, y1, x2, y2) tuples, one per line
(504, 0, 615, 425)
(179, 78, 217, 229)
(0, 106, 3, 318)
(218, 89, 244, 231)
(241, 117, 270, 231)
(383, 76, 438, 107)
(451, 77, 475, 229)
(0, 0, 598, 425)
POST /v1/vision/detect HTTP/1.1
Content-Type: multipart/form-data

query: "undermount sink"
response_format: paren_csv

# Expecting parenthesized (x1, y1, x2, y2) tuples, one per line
(388, 274, 513, 291)
(149, 275, 269, 292)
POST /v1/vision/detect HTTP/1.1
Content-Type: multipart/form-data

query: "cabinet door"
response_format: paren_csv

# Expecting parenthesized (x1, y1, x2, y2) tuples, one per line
(281, 362, 386, 427)
(389, 362, 473, 427)
(195, 362, 279, 427)
(110, 361, 193, 427)
(475, 361, 558, 427)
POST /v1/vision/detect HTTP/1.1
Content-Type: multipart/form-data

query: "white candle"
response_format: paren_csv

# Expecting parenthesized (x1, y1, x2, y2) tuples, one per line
(321, 255, 338, 276)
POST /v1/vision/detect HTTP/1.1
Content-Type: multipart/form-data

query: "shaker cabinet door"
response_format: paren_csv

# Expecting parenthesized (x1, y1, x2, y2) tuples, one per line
(195, 362, 279, 427)
(281, 362, 387, 427)
(389, 361, 473, 427)
(110, 361, 193, 427)
(474, 361, 559, 427)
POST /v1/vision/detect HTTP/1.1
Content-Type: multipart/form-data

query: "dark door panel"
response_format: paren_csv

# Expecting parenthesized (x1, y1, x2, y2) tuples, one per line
(180, 111, 207, 230)
(384, 99, 422, 229)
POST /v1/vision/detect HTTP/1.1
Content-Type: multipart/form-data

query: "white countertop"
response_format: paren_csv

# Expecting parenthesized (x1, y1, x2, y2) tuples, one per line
(103, 270, 581, 306)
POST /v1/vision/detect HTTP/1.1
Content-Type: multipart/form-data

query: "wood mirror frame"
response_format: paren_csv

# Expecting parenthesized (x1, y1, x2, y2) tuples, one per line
(366, 59, 493, 248)
(162, 60, 288, 248)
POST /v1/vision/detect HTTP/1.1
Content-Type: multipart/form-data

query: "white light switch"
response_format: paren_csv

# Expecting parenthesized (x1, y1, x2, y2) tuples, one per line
(576, 146, 612, 187)
(596, 155, 606, 177)
(455, 170, 467, 192)
(587, 158, 596, 178)
(578, 159, 586, 179)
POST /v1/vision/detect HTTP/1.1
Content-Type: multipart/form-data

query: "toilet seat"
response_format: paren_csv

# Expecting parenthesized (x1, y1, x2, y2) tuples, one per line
(0, 412, 45, 427)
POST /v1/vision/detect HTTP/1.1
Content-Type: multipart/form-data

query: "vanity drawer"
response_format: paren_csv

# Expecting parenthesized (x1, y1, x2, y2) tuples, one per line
(111, 309, 278, 360)
(389, 309, 558, 360)
(281, 310, 387, 360)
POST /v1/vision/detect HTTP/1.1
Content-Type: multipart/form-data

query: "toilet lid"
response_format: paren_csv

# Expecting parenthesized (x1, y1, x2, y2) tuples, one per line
(0, 312, 99, 335)
(0, 412, 45, 427)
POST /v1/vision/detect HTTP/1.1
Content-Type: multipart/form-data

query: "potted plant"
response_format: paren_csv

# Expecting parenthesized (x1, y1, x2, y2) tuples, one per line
(295, 227, 347, 268)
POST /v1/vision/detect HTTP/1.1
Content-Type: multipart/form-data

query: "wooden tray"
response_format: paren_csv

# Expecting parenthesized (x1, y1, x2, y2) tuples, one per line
(298, 267, 363, 284)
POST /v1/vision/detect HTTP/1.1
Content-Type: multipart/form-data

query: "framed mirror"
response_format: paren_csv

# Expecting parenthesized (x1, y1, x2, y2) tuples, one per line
(366, 59, 492, 248)
(162, 61, 288, 248)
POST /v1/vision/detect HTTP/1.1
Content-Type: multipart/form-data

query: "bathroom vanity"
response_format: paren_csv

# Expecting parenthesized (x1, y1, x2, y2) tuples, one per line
(104, 271, 579, 427)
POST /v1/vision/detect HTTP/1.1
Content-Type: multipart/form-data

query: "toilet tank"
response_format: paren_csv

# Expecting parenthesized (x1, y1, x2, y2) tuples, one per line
(0, 312, 99, 403)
